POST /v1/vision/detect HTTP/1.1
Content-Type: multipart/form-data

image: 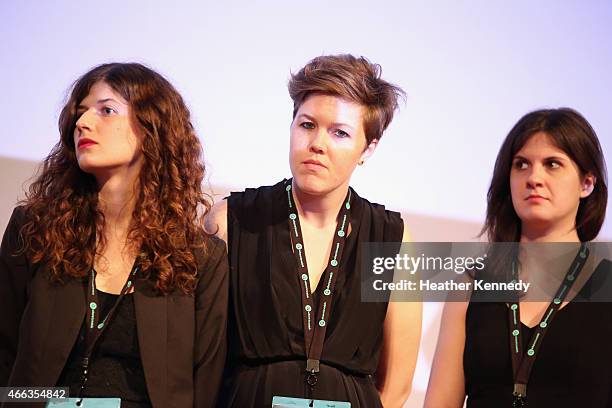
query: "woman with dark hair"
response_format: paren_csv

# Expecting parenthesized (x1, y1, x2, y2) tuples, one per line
(0, 63, 228, 407)
(208, 54, 421, 407)
(425, 108, 610, 407)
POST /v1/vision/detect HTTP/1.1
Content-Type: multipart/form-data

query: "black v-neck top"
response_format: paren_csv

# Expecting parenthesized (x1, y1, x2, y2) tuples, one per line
(465, 259, 612, 407)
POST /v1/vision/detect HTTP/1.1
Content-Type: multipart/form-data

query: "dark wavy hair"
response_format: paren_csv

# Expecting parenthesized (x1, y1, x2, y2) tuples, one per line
(288, 54, 405, 145)
(18, 63, 211, 294)
(482, 108, 608, 242)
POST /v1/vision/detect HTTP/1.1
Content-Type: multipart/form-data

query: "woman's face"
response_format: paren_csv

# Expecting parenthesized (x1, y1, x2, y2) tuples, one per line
(73, 81, 144, 180)
(289, 93, 377, 196)
(510, 132, 594, 233)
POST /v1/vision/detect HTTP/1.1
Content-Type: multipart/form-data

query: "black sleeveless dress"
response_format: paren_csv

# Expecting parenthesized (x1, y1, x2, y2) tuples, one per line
(464, 259, 612, 407)
(219, 180, 404, 407)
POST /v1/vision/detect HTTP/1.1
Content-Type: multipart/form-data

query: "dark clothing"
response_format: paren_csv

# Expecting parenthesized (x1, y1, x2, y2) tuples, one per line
(220, 180, 404, 407)
(0, 206, 229, 408)
(464, 260, 612, 407)
(58, 291, 151, 408)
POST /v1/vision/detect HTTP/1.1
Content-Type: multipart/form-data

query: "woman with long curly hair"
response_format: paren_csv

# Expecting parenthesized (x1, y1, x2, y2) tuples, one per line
(0, 63, 228, 408)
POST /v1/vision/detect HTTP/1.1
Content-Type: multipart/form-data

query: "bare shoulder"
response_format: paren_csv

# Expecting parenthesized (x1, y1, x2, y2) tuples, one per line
(205, 199, 228, 244)
(402, 222, 411, 243)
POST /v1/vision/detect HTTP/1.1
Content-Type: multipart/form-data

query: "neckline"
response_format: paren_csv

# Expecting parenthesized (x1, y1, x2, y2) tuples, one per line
(510, 257, 609, 329)
(515, 301, 573, 329)
(276, 179, 364, 290)
(97, 288, 133, 296)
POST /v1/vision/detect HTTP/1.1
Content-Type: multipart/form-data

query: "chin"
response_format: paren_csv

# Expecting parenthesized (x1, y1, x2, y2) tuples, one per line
(76, 158, 96, 174)
(77, 157, 113, 177)
(293, 173, 333, 196)
(517, 208, 550, 220)
(517, 210, 557, 227)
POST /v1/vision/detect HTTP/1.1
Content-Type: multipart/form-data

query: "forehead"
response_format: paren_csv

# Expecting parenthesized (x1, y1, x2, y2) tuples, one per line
(515, 132, 569, 158)
(297, 94, 364, 125)
(79, 81, 127, 106)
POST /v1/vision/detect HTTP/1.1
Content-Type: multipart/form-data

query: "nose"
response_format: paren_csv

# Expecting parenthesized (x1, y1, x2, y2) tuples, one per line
(75, 108, 95, 135)
(308, 128, 327, 155)
(526, 163, 544, 189)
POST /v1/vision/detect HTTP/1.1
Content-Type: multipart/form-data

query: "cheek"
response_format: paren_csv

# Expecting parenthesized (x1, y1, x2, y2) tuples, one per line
(288, 137, 297, 161)
(120, 123, 144, 154)
(509, 173, 524, 207)
(509, 170, 525, 190)
(289, 130, 306, 156)
(509, 176, 518, 195)
(334, 145, 360, 171)
(558, 177, 584, 202)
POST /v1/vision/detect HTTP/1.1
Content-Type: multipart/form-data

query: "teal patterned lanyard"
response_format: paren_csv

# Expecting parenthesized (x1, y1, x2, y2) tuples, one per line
(79, 263, 139, 400)
(508, 243, 589, 407)
(87, 266, 139, 329)
(285, 179, 351, 390)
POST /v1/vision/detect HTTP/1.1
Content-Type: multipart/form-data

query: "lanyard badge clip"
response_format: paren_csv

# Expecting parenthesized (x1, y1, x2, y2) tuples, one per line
(512, 383, 526, 407)
(305, 359, 320, 387)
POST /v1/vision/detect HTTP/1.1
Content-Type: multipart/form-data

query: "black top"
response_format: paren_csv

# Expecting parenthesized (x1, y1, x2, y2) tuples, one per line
(58, 291, 151, 408)
(464, 259, 612, 407)
(219, 180, 404, 408)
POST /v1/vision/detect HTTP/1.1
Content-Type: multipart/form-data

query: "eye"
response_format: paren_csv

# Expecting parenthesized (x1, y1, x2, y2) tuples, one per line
(546, 160, 562, 169)
(300, 121, 315, 130)
(101, 106, 117, 116)
(513, 159, 528, 170)
(333, 129, 350, 138)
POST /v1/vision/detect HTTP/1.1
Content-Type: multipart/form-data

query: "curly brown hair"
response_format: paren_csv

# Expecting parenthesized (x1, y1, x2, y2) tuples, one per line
(19, 63, 211, 294)
(288, 54, 405, 145)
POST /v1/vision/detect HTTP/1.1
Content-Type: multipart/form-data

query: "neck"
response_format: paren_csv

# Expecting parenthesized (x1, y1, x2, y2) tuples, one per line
(520, 220, 580, 243)
(518, 236, 583, 286)
(292, 180, 348, 228)
(97, 171, 139, 231)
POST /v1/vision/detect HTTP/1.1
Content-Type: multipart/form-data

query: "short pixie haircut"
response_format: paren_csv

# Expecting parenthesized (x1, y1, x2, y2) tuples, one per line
(288, 54, 405, 145)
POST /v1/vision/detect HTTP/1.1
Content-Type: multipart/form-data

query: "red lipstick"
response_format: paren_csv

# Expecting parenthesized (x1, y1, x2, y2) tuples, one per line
(77, 138, 97, 149)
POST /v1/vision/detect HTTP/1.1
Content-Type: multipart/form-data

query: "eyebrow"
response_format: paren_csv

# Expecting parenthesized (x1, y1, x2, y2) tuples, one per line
(76, 98, 123, 110)
(513, 154, 568, 161)
(296, 113, 356, 131)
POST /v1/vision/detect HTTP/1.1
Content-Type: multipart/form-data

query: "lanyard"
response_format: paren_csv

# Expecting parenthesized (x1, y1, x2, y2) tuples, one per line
(508, 244, 589, 407)
(285, 180, 351, 391)
(78, 264, 139, 400)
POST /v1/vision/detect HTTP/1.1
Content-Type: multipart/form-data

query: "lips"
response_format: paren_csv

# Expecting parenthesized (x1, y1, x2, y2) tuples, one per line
(77, 138, 97, 149)
(303, 159, 326, 169)
(526, 194, 548, 201)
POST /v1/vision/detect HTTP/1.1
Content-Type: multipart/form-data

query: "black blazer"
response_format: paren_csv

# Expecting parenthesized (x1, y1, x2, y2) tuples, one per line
(0, 207, 229, 407)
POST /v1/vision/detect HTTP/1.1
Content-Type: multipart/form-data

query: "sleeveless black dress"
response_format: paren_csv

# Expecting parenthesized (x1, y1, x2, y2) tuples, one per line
(464, 259, 612, 407)
(219, 180, 404, 407)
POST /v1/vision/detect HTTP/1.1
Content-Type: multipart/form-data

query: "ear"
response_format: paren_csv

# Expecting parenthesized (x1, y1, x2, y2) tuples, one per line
(359, 138, 379, 165)
(580, 173, 596, 198)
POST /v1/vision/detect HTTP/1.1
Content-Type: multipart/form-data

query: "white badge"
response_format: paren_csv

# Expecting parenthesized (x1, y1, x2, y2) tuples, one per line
(46, 398, 121, 407)
(272, 396, 350, 407)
